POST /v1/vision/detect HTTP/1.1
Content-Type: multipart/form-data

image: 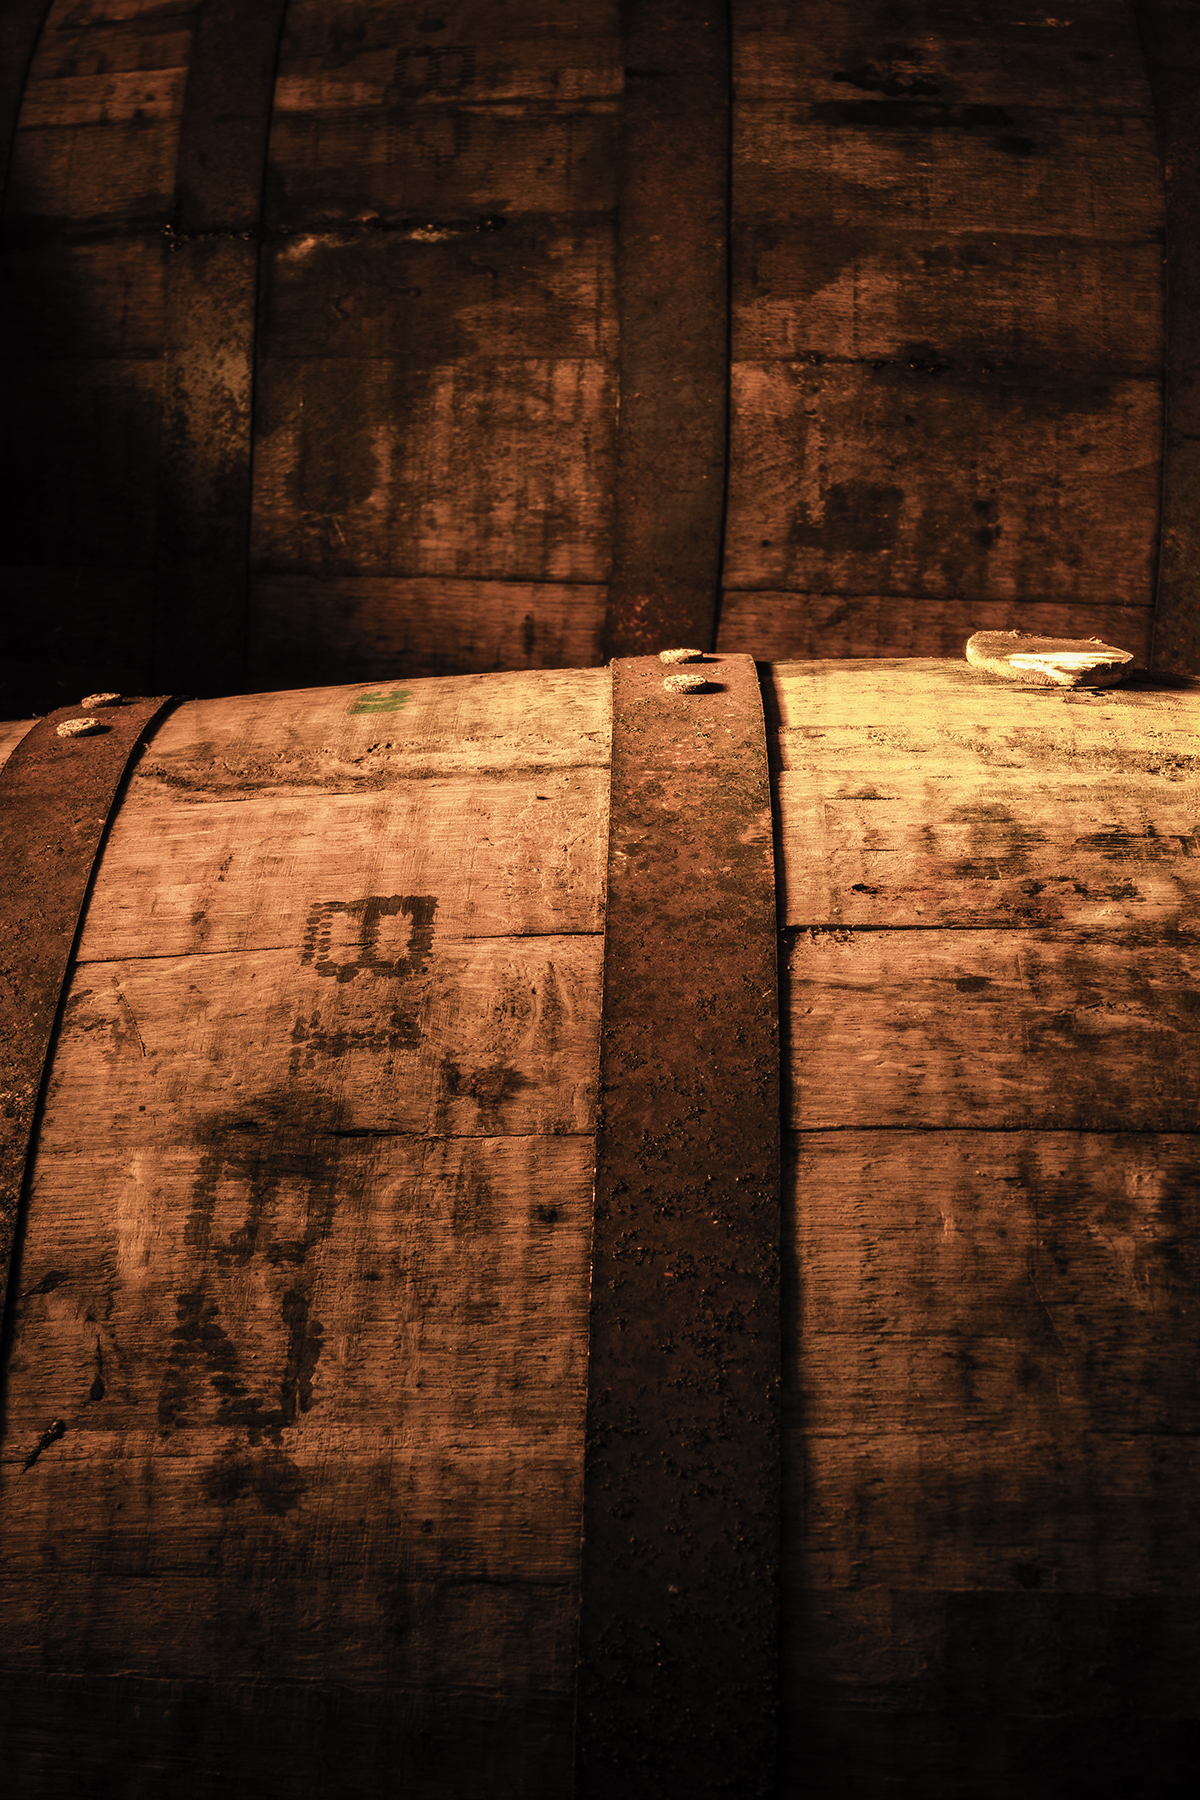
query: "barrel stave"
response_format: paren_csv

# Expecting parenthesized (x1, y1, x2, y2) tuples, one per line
(721, 1, 1164, 662)
(773, 659, 1200, 1795)
(0, 668, 607, 1794)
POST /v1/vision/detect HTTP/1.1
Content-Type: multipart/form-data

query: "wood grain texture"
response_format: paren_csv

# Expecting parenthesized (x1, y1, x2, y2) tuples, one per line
(131, 665, 612, 783)
(250, 574, 607, 683)
(251, 355, 616, 584)
(246, 2, 620, 685)
(78, 770, 609, 958)
(724, 3, 1165, 659)
(785, 924, 1200, 1132)
(793, 1131, 1200, 1448)
(719, 592, 1156, 663)
(1139, 0, 1200, 677)
(768, 657, 1200, 929)
(0, 719, 35, 770)
(1, 1134, 593, 1796)
(0, 668, 608, 1795)
(723, 363, 1160, 605)
(783, 1129, 1200, 1797)
(5, 0, 191, 227)
(766, 656, 1200, 742)
(736, 1, 1155, 108)
(777, 657, 1200, 1796)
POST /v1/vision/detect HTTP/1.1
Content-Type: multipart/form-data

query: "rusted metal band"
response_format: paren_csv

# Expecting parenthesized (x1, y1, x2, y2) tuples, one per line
(603, 0, 731, 659)
(1138, 0, 1200, 678)
(153, 0, 288, 695)
(0, 698, 174, 1325)
(576, 652, 780, 1795)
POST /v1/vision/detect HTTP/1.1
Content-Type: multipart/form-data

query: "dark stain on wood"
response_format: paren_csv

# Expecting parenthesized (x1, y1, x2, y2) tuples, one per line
(721, 1, 1165, 663)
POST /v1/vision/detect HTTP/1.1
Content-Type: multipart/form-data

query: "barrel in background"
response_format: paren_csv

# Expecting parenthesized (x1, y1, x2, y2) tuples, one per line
(3, 2, 1195, 710)
(720, 2, 1164, 662)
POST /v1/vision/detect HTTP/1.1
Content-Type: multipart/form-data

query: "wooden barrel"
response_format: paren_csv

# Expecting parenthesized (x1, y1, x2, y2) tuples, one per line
(3, 0, 1198, 710)
(2, 654, 1199, 1797)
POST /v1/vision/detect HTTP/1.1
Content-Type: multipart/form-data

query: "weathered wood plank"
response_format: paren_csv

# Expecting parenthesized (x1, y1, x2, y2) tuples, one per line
(0, 719, 35, 770)
(1, 655, 608, 1788)
(6, 0, 191, 227)
(250, 3, 620, 678)
(602, 0, 729, 659)
(250, 574, 606, 684)
(46, 935, 601, 1139)
(776, 771, 1200, 930)
(773, 676, 1200, 925)
(736, 2, 1153, 109)
(77, 769, 608, 958)
(727, 6, 1164, 658)
(734, 232, 1162, 371)
(276, 0, 621, 84)
(718, 593, 1155, 663)
(737, 105, 1161, 240)
(278, 0, 626, 59)
(0, 1131, 592, 1795)
(791, 1129, 1200, 1443)
(784, 925, 1200, 1132)
(134, 666, 612, 786)
(251, 356, 616, 585)
(1139, 0, 1200, 678)
(776, 657, 1200, 1792)
(724, 363, 1160, 605)
(152, 0, 287, 697)
(259, 223, 616, 363)
(766, 656, 1200, 745)
(17, 64, 185, 126)
(266, 99, 618, 229)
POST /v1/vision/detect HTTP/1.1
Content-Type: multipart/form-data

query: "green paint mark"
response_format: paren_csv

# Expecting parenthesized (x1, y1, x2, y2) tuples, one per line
(348, 690, 412, 715)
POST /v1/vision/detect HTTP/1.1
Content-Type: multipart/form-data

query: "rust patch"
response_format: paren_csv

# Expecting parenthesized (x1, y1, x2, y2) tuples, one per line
(0, 696, 175, 1327)
(576, 652, 780, 1795)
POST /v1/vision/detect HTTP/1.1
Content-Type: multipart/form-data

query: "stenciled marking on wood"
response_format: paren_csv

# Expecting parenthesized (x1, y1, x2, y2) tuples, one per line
(576, 652, 780, 1797)
(0, 697, 174, 1325)
(0, 668, 607, 1793)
